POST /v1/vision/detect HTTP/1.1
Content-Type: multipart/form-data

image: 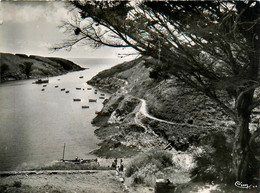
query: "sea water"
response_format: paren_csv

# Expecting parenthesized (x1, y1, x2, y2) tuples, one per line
(0, 58, 125, 171)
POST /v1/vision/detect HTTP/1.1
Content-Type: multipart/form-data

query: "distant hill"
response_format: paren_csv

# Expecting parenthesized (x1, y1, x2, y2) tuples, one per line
(0, 53, 84, 82)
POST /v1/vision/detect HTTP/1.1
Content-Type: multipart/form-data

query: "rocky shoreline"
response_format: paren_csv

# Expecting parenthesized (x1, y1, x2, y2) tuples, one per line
(0, 57, 246, 192)
(0, 53, 84, 82)
(88, 57, 233, 157)
(85, 57, 248, 191)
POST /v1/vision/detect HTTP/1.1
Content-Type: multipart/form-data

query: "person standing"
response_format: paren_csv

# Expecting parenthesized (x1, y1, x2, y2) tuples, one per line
(119, 159, 124, 172)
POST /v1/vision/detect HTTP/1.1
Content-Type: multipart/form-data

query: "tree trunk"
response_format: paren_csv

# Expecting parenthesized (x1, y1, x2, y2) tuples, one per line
(233, 3, 260, 182)
(233, 93, 253, 183)
(233, 115, 251, 183)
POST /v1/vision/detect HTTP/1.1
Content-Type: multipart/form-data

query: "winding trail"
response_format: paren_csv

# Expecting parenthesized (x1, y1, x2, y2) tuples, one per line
(134, 108, 148, 132)
(137, 98, 199, 128)
(118, 79, 199, 132)
(139, 99, 176, 125)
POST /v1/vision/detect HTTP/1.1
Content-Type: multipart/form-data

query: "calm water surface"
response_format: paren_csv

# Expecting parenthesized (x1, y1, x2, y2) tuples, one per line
(0, 58, 125, 171)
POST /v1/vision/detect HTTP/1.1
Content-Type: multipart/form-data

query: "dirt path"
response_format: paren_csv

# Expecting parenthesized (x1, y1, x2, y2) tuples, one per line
(137, 98, 203, 130)
(0, 169, 155, 193)
(134, 98, 199, 133)
(120, 79, 178, 126)
(0, 170, 124, 193)
(139, 99, 176, 125)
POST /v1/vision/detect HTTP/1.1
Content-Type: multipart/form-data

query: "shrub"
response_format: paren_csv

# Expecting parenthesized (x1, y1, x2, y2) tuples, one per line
(191, 131, 234, 183)
(133, 174, 145, 184)
(125, 150, 173, 178)
(1, 63, 9, 74)
(24, 62, 33, 78)
(13, 181, 22, 188)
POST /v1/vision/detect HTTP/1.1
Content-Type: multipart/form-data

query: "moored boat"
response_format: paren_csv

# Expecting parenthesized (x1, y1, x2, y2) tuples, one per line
(33, 79, 49, 84)
(59, 158, 98, 164)
(82, 105, 89, 108)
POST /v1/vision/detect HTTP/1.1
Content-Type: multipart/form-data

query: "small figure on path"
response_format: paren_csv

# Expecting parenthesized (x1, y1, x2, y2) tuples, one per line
(111, 158, 117, 169)
(116, 165, 120, 176)
(119, 159, 124, 172)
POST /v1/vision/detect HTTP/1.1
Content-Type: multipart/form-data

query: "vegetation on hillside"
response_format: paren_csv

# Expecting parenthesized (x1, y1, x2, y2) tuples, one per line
(0, 53, 83, 81)
(54, 0, 260, 187)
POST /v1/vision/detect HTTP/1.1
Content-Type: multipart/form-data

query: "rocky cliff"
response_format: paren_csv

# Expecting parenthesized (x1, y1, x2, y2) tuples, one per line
(88, 57, 254, 191)
(0, 53, 83, 82)
(88, 57, 233, 157)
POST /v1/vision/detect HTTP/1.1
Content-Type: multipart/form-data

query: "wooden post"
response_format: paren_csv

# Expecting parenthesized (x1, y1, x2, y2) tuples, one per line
(62, 143, 66, 161)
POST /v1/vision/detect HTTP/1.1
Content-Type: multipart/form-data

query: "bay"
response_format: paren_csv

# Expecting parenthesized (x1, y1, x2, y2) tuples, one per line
(0, 58, 124, 171)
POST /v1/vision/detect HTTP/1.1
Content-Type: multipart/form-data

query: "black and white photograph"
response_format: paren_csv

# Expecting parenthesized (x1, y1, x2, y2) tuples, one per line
(0, 1, 260, 192)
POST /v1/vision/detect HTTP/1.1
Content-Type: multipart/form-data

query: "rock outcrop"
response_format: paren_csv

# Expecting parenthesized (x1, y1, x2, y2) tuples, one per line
(88, 57, 233, 154)
(0, 53, 83, 82)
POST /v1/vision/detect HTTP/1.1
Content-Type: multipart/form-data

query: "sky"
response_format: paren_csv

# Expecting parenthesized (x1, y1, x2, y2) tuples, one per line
(0, 1, 133, 59)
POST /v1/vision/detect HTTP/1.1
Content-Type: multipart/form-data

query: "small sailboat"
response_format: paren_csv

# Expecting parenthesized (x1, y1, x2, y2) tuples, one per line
(60, 143, 98, 164)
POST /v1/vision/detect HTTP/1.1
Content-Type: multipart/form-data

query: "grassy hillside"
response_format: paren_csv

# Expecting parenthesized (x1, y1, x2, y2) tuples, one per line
(88, 57, 230, 127)
(0, 53, 83, 82)
(87, 57, 240, 190)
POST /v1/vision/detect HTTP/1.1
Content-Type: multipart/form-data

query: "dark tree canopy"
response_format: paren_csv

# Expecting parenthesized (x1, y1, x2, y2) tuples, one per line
(53, 0, 260, 184)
